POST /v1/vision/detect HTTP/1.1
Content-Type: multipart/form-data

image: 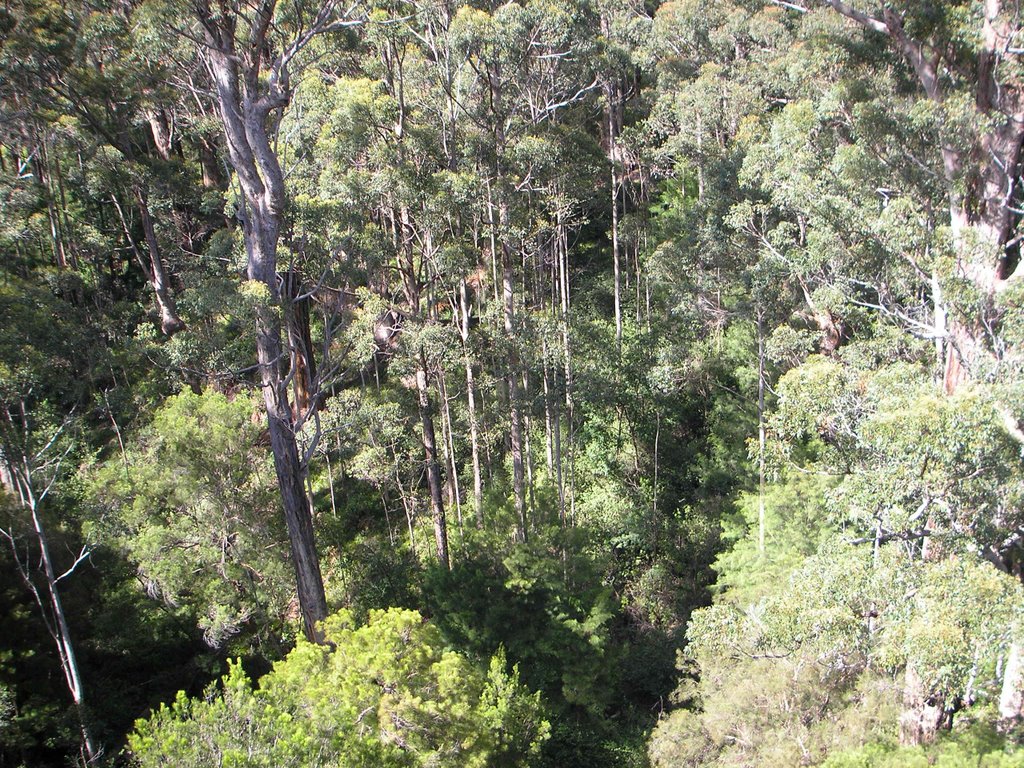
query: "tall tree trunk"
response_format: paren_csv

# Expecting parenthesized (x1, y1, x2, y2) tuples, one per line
(460, 280, 484, 527)
(557, 207, 576, 522)
(522, 368, 536, 522)
(438, 370, 463, 546)
(25, 494, 97, 765)
(757, 308, 766, 556)
(250, 226, 328, 642)
(110, 190, 185, 337)
(609, 119, 622, 353)
(542, 342, 554, 475)
(147, 108, 174, 162)
(0, 417, 97, 764)
(198, 135, 225, 190)
(1000, 642, 1024, 720)
(502, 222, 528, 542)
(135, 187, 186, 336)
(200, 15, 329, 643)
(899, 664, 947, 745)
(416, 354, 450, 568)
(283, 269, 318, 419)
(36, 139, 69, 270)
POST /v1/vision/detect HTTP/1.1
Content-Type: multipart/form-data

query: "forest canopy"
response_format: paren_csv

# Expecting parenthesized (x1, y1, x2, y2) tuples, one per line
(1, 0, 1023, 766)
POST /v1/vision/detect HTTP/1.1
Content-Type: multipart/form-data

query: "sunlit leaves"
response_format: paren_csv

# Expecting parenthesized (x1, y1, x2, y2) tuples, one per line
(128, 608, 549, 767)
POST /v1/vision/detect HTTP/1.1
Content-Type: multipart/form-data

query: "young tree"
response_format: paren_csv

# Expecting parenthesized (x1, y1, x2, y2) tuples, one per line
(128, 608, 549, 767)
(0, 409, 96, 765)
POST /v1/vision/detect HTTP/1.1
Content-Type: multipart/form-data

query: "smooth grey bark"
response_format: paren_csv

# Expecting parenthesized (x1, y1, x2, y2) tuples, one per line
(0, 409, 97, 764)
(459, 280, 484, 527)
(197, 0, 330, 643)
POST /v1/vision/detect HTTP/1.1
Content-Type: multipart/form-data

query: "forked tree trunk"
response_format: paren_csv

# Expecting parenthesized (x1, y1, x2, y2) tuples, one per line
(199, 8, 329, 643)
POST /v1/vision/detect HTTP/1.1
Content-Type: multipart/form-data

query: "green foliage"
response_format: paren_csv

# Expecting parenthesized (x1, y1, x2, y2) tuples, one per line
(128, 608, 549, 767)
(89, 389, 294, 647)
(713, 471, 837, 605)
(424, 538, 618, 718)
(820, 723, 1024, 768)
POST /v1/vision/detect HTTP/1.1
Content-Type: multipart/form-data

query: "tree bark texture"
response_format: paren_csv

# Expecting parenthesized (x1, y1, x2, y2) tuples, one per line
(416, 358, 450, 569)
(502, 234, 528, 542)
(0, 421, 98, 764)
(460, 280, 484, 527)
(199, 5, 329, 643)
(284, 269, 318, 418)
(135, 187, 186, 336)
(1000, 642, 1024, 720)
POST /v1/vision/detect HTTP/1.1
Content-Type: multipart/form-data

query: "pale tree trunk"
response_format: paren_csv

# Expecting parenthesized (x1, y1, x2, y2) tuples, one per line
(147, 108, 174, 161)
(558, 208, 576, 522)
(50, 146, 79, 271)
(0, 411, 97, 764)
(899, 664, 947, 745)
(460, 281, 484, 527)
(544, 336, 567, 526)
(757, 309, 766, 556)
(609, 110, 622, 354)
(1000, 643, 1024, 720)
(503, 233, 528, 542)
(438, 369, 463, 545)
(35, 140, 69, 270)
(486, 58, 527, 540)
(553, 397, 565, 525)
(110, 189, 185, 337)
(415, 356, 450, 569)
(198, 135, 224, 190)
(135, 187, 186, 336)
(199, 7, 329, 643)
(522, 368, 536, 521)
(542, 342, 554, 475)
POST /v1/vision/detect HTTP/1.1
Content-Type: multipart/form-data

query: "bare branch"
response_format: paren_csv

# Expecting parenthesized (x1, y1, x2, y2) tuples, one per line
(820, 0, 889, 35)
(54, 545, 92, 585)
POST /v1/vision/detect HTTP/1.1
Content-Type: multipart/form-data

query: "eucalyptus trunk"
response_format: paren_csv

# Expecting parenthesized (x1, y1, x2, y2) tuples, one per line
(199, 7, 328, 643)
(415, 355, 450, 569)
